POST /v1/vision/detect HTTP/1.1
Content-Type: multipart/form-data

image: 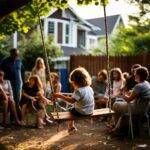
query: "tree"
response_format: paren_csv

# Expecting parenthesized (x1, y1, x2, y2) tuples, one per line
(0, 0, 109, 39)
(21, 31, 63, 70)
(109, 0, 150, 56)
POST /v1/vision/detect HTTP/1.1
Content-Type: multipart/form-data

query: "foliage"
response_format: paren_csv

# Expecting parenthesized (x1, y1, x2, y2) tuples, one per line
(0, 36, 14, 60)
(0, 0, 109, 39)
(109, 0, 150, 56)
(0, 0, 68, 39)
(21, 31, 63, 71)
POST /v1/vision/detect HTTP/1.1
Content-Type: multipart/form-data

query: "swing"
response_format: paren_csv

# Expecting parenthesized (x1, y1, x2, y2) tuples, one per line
(35, 1, 114, 122)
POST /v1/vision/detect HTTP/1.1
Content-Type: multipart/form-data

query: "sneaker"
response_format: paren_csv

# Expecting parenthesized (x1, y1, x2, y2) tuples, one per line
(68, 127, 77, 135)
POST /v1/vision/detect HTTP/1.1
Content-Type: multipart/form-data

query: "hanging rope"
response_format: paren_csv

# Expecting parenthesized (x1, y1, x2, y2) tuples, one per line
(34, 0, 59, 120)
(102, 1, 111, 112)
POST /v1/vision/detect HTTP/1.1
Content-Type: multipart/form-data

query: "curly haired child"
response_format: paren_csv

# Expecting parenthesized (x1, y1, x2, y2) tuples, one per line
(52, 67, 95, 134)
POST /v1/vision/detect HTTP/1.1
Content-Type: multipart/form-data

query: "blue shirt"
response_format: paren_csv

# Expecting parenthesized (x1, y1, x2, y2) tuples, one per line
(0, 57, 24, 86)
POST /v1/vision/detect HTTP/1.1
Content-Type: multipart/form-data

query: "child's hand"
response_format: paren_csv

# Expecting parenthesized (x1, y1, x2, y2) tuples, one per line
(30, 97, 37, 102)
(51, 93, 62, 100)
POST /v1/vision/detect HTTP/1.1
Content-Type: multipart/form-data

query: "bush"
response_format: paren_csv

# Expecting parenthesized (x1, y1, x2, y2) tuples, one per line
(19, 31, 63, 71)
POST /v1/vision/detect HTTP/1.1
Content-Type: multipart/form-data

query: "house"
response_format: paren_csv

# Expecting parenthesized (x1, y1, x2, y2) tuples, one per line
(43, 7, 100, 56)
(43, 8, 124, 54)
(86, 14, 125, 49)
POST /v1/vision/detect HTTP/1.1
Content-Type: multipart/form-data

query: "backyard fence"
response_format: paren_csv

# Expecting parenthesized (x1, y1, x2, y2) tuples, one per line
(70, 54, 150, 75)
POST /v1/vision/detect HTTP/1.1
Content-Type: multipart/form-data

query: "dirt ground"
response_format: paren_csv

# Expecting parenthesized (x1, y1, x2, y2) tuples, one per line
(0, 119, 150, 150)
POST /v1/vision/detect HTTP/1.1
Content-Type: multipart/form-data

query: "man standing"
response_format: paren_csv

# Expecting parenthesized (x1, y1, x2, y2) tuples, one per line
(0, 48, 24, 118)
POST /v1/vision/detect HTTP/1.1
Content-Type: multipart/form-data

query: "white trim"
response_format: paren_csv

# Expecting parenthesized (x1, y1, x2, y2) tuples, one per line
(46, 18, 75, 47)
(55, 21, 58, 43)
(13, 31, 17, 48)
(44, 18, 48, 39)
(46, 18, 70, 24)
(87, 35, 99, 49)
(112, 15, 121, 34)
(77, 24, 91, 31)
(44, 6, 101, 31)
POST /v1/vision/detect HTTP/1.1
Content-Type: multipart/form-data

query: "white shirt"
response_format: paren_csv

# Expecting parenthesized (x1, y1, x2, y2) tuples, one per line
(72, 86, 95, 115)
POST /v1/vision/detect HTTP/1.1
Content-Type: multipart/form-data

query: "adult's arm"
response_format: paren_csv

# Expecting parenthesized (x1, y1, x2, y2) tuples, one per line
(0, 85, 8, 101)
(22, 90, 36, 101)
(7, 80, 14, 99)
(123, 91, 137, 103)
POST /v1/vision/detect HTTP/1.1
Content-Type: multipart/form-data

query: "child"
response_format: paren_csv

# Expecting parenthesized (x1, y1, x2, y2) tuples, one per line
(31, 57, 47, 93)
(110, 68, 125, 99)
(20, 75, 50, 128)
(0, 70, 21, 126)
(92, 69, 108, 108)
(52, 67, 95, 134)
(46, 72, 62, 98)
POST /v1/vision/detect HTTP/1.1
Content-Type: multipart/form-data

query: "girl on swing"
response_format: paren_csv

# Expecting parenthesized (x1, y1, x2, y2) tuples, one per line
(52, 67, 95, 134)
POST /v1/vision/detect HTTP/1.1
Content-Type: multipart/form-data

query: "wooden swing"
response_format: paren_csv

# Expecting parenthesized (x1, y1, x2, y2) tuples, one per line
(35, 0, 114, 122)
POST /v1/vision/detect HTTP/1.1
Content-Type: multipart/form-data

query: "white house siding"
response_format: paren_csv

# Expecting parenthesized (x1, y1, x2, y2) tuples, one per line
(70, 21, 77, 48)
(44, 18, 78, 48)
(87, 35, 98, 49)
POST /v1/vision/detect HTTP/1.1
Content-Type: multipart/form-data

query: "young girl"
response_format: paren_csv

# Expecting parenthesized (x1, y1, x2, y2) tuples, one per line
(92, 69, 108, 108)
(52, 67, 95, 134)
(0, 70, 21, 126)
(110, 68, 125, 99)
(31, 57, 46, 93)
(20, 75, 50, 128)
(46, 72, 62, 98)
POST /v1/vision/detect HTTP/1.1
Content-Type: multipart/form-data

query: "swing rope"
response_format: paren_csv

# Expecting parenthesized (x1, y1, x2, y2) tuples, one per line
(34, 0, 113, 123)
(102, 1, 112, 112)
(35, 0, 59, 120)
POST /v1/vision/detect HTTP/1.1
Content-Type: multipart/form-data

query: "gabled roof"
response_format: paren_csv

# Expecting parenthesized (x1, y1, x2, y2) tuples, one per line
(86, 15, 124, 37)
(44, 6, 100, 31)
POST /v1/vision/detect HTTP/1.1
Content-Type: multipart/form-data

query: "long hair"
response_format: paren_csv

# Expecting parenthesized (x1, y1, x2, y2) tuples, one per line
(110, 68, 125, 88)
(32, 57, 45, 73)
(28, 75, 43, 90)
(98, 69, 107, 81)
(69, 67, 91, 87)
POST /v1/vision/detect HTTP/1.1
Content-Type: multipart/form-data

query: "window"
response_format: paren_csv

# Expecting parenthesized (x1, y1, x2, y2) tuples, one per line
(65, 24, 70, 44)
(48, 22, 54, 34)
(89, 39, 96, 45)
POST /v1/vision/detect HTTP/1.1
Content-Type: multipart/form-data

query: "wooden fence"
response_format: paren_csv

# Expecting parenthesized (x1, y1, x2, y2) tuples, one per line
(70, 54, 150, 76)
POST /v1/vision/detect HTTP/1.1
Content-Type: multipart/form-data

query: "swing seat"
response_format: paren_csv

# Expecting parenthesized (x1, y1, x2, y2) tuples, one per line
(52, 108, 114, 121)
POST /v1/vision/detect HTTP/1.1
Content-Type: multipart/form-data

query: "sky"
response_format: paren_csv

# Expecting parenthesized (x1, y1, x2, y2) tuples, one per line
(68, 0, 139, 25)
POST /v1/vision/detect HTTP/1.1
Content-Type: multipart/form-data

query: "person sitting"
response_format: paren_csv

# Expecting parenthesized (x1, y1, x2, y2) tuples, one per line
(20, 75, 51, 128)
(110, 68, 125, 101)
(92, 69, 108, 108)
(52, 67, 95, 134)
(31, 57, 47, 94)
(0, 70, 21, 127)
(124, 64, 141, 92)
(46, 72, 61, 98)
(112, 67, 150, 133)
(123, 72, 129, 82)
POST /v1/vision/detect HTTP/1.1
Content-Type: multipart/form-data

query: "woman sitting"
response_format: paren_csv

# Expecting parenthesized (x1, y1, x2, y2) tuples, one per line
(0, 70, 21, 126)
(110, 68, 125, 103)
(20, 75, 50, 128)
(92, 69, 108, 108)
(112, 67, 150, 131)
